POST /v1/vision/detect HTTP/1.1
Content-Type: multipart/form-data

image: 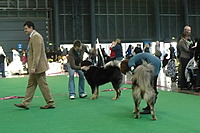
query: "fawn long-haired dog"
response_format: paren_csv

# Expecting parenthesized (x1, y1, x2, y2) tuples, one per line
(132, 61, 157, 120)
(81, 60, 123, 100)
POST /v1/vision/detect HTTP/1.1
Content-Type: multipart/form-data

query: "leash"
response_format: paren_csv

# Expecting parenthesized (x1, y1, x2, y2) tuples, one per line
(102, 87, 130, 92)
(0, 96, 24, 100)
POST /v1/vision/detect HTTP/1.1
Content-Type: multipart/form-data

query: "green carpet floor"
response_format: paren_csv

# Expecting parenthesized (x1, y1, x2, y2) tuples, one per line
(0, 75, 200, 133)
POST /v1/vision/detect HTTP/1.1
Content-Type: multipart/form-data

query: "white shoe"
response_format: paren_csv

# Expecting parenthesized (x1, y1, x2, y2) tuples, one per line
(79, 93, 87, 98)
(69, 95, 75, 100)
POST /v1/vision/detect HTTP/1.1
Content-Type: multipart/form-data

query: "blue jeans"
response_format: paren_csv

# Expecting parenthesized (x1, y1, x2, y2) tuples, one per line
(0, 63, 5, 77)
(66, 63, 85, 96)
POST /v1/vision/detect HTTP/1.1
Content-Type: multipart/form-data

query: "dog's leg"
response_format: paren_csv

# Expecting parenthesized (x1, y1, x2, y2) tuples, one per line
(112, 81, 121, 100)
(148, 101, 157, 120)
(133, 98, 140, 119)
(90, 86, 99, 100)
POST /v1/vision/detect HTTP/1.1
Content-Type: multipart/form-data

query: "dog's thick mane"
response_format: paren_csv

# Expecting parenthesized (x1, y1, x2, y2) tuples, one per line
(131, 61, 157, 120)
(132, 61, 154, 92)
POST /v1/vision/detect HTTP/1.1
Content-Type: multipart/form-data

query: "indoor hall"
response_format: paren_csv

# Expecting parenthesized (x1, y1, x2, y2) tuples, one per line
(1, 0, 200, 133)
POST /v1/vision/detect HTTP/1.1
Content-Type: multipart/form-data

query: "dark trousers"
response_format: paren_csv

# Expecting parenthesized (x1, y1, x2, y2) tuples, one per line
(179, 57, 190, 88)
(145, 75, 159, 110)
(0, 63, 5, 77)
(153, 75, 159, 97)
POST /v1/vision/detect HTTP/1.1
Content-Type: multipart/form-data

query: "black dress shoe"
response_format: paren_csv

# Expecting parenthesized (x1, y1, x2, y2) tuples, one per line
(140, 109, 151, 114)
(40, 105, 55, 109)
(14, 104, 29, 110)
(142, 106, 150, 111)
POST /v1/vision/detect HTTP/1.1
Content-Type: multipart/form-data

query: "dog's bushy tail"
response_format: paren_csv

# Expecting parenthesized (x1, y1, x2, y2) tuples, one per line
(132, 61, 154, 93)
(104, 60, 121, 68)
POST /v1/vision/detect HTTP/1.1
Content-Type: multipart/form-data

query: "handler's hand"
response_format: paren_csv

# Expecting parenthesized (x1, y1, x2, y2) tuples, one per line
(30, 68, 36, 73)
(81, 66, 89, 71)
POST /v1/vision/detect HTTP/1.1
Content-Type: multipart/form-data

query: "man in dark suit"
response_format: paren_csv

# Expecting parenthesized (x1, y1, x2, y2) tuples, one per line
(14, 21, 55, 109)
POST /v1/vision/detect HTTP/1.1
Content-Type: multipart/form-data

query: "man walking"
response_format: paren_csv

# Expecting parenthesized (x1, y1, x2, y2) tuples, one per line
(14, 21, 55, 109)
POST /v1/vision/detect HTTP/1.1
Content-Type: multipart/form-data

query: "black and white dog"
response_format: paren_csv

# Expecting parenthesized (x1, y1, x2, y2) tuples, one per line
(81, 60, 123, 100)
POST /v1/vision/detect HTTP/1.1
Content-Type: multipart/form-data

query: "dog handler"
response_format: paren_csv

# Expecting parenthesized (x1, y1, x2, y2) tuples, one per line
(120, 52, 161, 114)
(67, 40, 95, 99)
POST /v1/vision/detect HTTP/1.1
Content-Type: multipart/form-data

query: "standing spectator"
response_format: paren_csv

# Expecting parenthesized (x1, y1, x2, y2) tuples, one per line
(154, 41, 162, 59)
(144, 43, 151, 53)
(67, 40, 94, 99)
(177, 25, 194, 58)
(162, 53, 169, 68)
(14, 21, 55, 109)
(177, 32, 193, 90)
(112, 38, 124, 61)
(177, 25, 194, 88)
(21, 50, 27, 64)
(194, 38, 200, 69)
(61, 46, 67, 56)
(0, 46, 6, 78)
(97, 45, 104, 66)
(169, 44, 176, 59)
(109, 41, 116, 61)
(133, 44, 143, 55)
(125, 44, 133, 59)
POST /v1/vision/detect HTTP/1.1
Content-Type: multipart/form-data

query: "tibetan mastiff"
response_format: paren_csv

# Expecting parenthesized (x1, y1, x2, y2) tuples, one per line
(81, 60, 123, 100)
(131, 61, 157, 120)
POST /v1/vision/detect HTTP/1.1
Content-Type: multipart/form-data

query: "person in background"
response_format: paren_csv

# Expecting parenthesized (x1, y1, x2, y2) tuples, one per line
(109, 41, 116, 61)
(61, 46, 67, 56)
(194, 38, 200, 69)
(125, 44, 133, 59)
(154, 41, 162, 59)
(112, 38, 124, 61)
(162, 53, 169, 68)
(67, 39, 94, 99)
(177, 25, 194, 59)
(0, 46, 6, 78)
(177, 25, 194, 88)
(133, 44, 143, 55)
(14, 21, 55, 109)
(120, 52, 161, 114)
(169, 44, 176, 59)
(177, 32, 194, 90)
(144, 43, 151, 53)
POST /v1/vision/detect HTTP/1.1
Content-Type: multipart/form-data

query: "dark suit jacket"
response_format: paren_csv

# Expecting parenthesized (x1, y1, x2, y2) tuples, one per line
(28, 31, 49, 74)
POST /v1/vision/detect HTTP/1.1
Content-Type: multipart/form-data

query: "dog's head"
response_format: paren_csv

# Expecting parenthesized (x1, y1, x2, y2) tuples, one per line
(120, 59, 130, 75)
(81, 60, 93, 71)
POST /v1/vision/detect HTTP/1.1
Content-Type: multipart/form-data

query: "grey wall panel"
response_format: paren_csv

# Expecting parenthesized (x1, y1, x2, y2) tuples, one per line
(0, 18, 48, 60)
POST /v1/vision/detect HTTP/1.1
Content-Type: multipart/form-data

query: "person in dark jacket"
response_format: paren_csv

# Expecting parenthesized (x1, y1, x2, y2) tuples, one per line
(133, 44, 143, 54)
(112, 38, 124, 61)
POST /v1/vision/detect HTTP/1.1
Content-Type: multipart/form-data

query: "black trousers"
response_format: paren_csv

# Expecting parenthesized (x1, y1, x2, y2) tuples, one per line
(179, 57, 190, 88)
(145, 75, 159, 110)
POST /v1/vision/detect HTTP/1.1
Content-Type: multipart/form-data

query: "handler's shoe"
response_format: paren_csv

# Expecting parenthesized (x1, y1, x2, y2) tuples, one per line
(79, 94, 87, 98)
(70, 95, 75, 100)
(14, 104, 29, 110)
(140, 109, 151, 114)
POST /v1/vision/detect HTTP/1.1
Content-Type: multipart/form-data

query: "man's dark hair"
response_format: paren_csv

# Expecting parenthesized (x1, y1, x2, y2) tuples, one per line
(24, 21, 35, 29)
(73, 40, 82, 47)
